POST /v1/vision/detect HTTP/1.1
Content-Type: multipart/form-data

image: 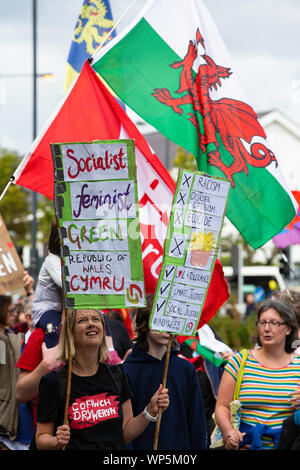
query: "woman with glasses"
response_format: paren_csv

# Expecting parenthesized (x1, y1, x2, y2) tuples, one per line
(214, 298, 300, 450)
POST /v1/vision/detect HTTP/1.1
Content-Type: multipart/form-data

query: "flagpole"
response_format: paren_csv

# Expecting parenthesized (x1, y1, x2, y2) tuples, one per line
(0, 177, 14, 204)
(91, 0, 138, 60)
(153, 333, 173, 450)
(62, 305, 72, 451)
(31, 0, 39, 280)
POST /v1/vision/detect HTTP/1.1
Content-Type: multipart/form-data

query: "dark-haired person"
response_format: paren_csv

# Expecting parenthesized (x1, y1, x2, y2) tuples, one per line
(273, 288, 300, 352)
(215, 298, 300, 450)
(123, 295, 207, 450)
(31, 220, 62, 349)
(0, 295, 26, 449)
(34, 309, 169, 450)
(0, 294, 13, 335)
(272, 289, 300, 450)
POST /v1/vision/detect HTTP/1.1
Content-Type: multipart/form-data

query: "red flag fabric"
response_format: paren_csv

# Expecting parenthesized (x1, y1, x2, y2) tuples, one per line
(119, 309, 135, 339)
(13, 60, 229, 322)
(197, 259, 229, 329)
(177, 258, 229, 342)
(14, 61, 174, 294)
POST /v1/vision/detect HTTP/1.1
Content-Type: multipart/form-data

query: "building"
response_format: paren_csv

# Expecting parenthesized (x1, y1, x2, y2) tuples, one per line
(131, 107, 300, 187)
(257, 109, 300, 192)
(127, 108, 177, 170)
(132, 107, 300, 277)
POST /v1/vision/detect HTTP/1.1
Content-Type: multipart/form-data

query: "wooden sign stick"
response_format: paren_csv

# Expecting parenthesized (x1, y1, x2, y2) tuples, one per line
(63, 308, 72, 426)
(153, 333, 173, 450)
(55, 217, 72, 448)
(61, 306, 72, 451)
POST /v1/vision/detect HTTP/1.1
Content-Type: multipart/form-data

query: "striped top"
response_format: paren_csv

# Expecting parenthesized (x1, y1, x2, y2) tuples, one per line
(225, 349, 300, 449)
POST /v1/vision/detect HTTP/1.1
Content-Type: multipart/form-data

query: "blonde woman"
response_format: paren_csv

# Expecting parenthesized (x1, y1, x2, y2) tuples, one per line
(35, 309, 169, 450)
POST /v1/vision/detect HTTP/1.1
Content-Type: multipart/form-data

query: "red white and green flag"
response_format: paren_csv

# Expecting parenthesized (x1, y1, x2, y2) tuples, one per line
(14, 62, 229, 325)
(91, 0, 297, 250)
(13, 62, 170, 295)
(12, 61, 228, 323)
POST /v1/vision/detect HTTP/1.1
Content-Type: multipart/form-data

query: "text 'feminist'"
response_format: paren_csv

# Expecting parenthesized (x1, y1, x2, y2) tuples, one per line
(73, 183, 132, 218)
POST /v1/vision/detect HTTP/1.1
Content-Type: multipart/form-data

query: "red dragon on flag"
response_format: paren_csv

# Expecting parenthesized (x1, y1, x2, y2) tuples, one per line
(152, 28, 278, 187)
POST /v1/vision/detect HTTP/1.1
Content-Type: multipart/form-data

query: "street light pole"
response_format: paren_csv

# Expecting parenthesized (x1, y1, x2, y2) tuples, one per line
(0, 0, 53, 275)
(31, 0, 38, 279)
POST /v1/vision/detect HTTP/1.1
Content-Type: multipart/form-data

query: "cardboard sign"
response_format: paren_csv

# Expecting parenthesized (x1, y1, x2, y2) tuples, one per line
(150, 170, 230, 336)
(0, 214, 24, 295)
(51, 139, 146, 310)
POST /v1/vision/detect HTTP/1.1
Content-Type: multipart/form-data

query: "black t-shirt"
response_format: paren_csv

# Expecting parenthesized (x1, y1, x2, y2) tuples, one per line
(37, 363, 132, 450)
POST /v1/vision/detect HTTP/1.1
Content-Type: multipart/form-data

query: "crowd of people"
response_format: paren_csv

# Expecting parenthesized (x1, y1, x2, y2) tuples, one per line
(1, 222, 300, 451)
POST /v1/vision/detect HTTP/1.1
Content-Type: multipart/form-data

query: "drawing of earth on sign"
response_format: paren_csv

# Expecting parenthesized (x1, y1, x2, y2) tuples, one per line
(185, 230, 216, 270)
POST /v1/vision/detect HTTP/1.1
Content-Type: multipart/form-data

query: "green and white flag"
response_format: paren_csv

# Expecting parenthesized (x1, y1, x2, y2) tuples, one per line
(91, 0, 297, 250)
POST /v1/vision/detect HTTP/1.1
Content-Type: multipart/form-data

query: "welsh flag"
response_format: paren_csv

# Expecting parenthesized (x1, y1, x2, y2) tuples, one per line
(12, 61, 229, 322)
(91, 0, 297, 250)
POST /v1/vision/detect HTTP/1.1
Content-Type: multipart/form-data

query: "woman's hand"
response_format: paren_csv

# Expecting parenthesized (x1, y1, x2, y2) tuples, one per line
(23, 270, 34, 295)
(55, 424, 70, 449)
(122, 388, 169, 445)
(42, 343, 63, 372)
(147, 384, 169, 417)
(36, 422, 70, 450)
(223, 428, 245, 450)
(289, 388, 300, 409)
(221, 351, 234, 362)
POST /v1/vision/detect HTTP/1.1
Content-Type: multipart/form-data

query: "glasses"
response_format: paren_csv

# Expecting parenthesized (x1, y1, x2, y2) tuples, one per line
(256, 320, 287, 328)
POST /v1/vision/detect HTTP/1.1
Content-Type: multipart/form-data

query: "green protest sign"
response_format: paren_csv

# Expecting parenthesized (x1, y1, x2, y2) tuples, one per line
(150, 169, 230, 336)
(51, 139, 146, 310)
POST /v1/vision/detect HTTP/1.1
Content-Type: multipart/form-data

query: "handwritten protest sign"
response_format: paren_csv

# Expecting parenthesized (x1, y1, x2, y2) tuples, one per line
(0, 214, 24, 295)
(51, 139, 146, 310)
(150, 170, 230, 336)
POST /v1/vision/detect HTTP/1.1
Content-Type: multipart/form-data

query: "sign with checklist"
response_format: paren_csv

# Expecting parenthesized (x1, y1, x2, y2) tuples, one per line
(149, 170, 230, 336)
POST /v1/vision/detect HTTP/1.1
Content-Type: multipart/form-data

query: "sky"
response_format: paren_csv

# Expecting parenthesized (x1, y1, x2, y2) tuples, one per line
(1, 0, 300, 159)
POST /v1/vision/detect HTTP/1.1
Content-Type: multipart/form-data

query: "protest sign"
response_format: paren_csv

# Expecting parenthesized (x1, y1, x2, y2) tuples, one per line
(51, 139, 146, 310)
(0, 214, 24, 295)
(150, 170, 230, 336)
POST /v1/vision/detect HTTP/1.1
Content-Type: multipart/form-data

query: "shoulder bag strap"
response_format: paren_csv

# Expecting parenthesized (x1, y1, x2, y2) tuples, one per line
(57, 366, 68, 407)
(104, 363, 123, 397)
(233, 349, 248, 400)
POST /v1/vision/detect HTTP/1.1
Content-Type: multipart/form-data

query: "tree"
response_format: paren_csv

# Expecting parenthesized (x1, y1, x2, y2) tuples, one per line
(173, 146, 197, 171)
(0, 148, 59, 261)
(37, 197, 56, 249)
(0, 149, 31, 247)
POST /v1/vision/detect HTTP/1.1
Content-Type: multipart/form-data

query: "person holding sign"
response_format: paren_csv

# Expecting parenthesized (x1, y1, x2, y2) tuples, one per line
(0, 295, 27, 450)
(123, 295, 207, 450)
(35, 309, 169, 450)
(31, 220, 63, 349)
(215, 298, 300, 450)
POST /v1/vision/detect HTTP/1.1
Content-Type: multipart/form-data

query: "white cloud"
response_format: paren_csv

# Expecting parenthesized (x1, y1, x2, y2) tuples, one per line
(234, 55, 300, 122)
(1, 0, 300, 154)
